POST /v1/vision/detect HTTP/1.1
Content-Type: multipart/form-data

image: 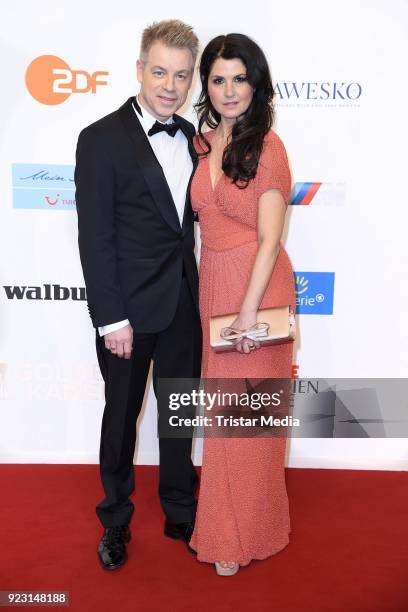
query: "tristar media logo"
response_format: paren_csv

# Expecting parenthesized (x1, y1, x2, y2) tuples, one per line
(289, 182, 345, 206)
(25, 55, 108, 105)
(275, 81, 362, 108)
(12, 164, 75, 210)
(294, 272, 335, 315)
(3, 284, 86, 301)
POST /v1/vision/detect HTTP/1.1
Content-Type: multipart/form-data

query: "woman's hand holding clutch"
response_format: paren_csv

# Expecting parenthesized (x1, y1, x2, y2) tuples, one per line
(229, 310, 261, 354)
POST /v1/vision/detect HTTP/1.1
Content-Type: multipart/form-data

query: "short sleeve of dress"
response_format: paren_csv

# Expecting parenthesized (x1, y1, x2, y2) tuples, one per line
(254, 131, 292, 206)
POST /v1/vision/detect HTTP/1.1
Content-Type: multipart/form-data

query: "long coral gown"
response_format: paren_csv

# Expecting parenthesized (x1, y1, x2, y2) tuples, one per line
(189, 129, 295, 566)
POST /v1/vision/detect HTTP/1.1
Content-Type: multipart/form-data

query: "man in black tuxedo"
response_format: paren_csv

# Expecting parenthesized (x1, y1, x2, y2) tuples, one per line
(75, 20, 202, 570)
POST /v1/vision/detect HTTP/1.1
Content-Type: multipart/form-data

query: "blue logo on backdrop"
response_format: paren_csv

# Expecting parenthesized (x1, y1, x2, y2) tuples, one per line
(295, 272, 335, 315)
(12, 164, 75, 210)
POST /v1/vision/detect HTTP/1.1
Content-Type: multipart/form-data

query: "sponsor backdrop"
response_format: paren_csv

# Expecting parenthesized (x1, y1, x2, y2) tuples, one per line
(1, 0, 407, 468)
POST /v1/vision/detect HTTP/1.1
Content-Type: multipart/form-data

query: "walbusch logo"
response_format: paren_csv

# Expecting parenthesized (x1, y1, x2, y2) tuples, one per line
(3, 284, 86, 301)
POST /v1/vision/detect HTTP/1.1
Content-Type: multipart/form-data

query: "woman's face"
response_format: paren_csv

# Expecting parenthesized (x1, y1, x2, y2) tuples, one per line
(207, 57, 254, 122)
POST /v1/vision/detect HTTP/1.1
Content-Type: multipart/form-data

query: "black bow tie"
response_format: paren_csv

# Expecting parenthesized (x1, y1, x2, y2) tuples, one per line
(148, 120, 180, 138)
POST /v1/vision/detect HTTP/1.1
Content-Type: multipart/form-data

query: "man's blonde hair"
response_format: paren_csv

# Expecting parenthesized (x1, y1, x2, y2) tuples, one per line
(140, 19, 199, 64)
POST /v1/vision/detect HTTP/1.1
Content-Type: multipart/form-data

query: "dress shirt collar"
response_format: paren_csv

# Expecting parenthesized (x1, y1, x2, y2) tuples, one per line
(133, 95, 174, 134)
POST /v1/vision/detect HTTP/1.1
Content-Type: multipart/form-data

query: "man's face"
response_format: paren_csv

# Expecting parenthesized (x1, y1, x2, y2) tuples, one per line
(137, 42, 194, 121)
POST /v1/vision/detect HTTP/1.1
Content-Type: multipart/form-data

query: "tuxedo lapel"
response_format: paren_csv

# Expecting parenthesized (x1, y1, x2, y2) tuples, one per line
(118, 98, 181, 234)
(175, 115, 198, 236)
(175, 115, 198, 167)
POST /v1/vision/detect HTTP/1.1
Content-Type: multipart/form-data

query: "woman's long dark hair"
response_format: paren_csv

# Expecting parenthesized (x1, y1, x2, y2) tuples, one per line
(195, 33, 275, 188)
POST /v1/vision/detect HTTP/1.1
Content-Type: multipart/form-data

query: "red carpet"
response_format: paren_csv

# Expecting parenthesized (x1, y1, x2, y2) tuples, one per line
(0, 466, 407, 611)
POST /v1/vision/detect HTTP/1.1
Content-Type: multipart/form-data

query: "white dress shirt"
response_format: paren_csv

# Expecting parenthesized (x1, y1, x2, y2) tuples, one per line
(98, 96, 193, 337)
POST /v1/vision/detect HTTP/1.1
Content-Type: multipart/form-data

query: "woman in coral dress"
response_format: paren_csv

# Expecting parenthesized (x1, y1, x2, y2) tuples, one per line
(188, 33, 295, 575)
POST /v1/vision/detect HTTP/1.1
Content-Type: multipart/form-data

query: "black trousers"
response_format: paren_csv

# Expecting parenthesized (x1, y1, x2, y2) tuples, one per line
(95, 277, 202, 528)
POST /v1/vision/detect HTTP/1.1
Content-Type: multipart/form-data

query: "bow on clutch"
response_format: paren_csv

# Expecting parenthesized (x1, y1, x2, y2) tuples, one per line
(220, 322, 270, 344)
(210, 305, 295, 353)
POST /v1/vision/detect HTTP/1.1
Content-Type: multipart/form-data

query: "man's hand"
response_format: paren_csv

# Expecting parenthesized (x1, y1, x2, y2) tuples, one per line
(104, 324, 133, 359)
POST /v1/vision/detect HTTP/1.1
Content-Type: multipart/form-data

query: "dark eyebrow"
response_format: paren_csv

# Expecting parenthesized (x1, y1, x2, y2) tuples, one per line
(211, 72, 247, 78)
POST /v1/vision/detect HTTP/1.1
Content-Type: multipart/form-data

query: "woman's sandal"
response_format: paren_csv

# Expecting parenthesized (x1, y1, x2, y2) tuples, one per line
(215, 561, 240, 576)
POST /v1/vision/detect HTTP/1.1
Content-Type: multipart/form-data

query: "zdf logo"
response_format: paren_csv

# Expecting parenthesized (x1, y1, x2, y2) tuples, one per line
(25, 55, 108, 105)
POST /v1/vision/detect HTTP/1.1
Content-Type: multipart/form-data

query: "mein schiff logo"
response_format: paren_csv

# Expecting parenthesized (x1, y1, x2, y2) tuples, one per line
(25, 55, 108, 105)
(275, 81, 362, 107)
(3, 284, 86, 301)
(294, 272, 335, 315)
(12, 164, 75, 210)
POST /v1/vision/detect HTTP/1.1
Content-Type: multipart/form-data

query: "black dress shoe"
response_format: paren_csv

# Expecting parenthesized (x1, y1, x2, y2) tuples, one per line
(164, 520, 196, 554)
(97, 525, 131, 570)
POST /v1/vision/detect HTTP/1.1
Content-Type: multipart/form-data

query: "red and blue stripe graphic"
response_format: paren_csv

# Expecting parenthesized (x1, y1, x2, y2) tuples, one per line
(289, 182, 322, 205)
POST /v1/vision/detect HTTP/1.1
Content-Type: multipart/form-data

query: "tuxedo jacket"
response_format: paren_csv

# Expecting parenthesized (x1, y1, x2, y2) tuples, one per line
(75, 97, 199, 333)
